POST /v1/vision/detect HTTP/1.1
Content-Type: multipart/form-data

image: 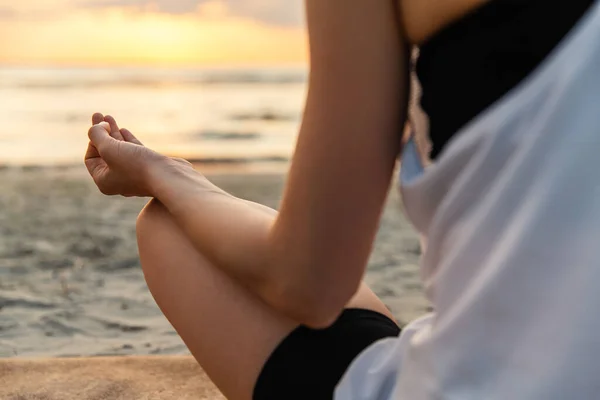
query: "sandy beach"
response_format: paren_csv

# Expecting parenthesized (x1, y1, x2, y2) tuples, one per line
(0, 165, 428, 358)
(1, 356, 226, 399)
(0, 164, 428, 396)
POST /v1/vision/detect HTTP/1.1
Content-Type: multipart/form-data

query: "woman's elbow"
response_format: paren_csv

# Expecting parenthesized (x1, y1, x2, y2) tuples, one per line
(273, 278, 354, 330)
(291, 302, 342, 330)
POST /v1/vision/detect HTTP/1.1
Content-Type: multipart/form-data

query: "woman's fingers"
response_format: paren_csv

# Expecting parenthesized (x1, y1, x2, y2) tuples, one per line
(88, 122, 114, 151)
(87, 114, 103, 160)
(84, 141, 100, 161)
(104, 115, 125, 140)
(92, 113, 104, 125)
(120, 128, 144, 145)
(84, 142, 105, 178)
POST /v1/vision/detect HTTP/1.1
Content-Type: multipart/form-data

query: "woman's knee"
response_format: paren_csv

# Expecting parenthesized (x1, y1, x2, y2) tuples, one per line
(345, 282, 397, 324)
(135, 199, 175, 270)
(135, 199, 193, 294)
(136, 199, 169, 239)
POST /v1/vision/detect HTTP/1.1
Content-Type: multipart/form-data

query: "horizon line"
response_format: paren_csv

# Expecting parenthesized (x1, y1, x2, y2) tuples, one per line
(0, 61, 309, 69)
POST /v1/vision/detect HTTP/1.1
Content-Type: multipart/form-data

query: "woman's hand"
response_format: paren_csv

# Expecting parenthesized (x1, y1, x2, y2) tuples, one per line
(84, 113, 190, 197)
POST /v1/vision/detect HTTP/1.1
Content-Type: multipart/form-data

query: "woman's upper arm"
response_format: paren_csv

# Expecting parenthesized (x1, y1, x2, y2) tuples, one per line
(269, 0, 410, 325)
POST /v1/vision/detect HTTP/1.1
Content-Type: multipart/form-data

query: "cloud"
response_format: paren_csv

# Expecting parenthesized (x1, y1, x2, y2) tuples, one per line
(84, 0, 200, 14)
(82, 0, 303, 26)
(224, 0, 303, 26)
(0, 6, 16, 19)
(0, 2, 74, 21)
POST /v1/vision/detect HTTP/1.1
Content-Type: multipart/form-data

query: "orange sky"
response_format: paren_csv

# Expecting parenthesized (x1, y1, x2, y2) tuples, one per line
(0, 0, 308, 66)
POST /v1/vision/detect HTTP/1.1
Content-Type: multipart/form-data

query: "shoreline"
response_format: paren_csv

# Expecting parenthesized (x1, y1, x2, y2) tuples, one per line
(0, 159, 291, 175)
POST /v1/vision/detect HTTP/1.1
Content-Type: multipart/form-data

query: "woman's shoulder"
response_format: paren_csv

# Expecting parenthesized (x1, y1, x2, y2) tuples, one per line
(398, 0, 489, 44)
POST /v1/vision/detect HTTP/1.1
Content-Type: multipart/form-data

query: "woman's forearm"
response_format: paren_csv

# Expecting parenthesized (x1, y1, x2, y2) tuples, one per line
(146, 159, 289, 309)
(145, 159, 348, 328)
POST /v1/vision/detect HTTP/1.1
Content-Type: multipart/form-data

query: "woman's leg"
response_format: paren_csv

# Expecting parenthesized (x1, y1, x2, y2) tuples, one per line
(136, 199, 395, 400)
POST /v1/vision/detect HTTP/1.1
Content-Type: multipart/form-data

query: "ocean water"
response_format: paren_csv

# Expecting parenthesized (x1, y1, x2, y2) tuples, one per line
(0, 66, 308, 169)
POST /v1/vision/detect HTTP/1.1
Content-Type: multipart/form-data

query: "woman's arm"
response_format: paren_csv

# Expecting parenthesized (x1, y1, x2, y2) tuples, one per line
(147, 0, 410, 328)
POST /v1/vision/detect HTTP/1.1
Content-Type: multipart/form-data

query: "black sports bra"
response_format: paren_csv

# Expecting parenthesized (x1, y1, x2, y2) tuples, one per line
(416, 0, 594, 159)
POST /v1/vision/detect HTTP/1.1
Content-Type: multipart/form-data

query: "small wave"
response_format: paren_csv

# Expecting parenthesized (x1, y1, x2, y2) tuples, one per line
(201, 73, 306, 85)
(0, 295, 56, 310)
(95, 258, 140, 272)
(103, 321, 147, 333)
(149, 344, 189, 355)
(230, 111, 297, 122)
(33, 315, 89, 337)
(195, 131, 262, 141)
(186, 156, 289, 165)
(0, 320, 18, 333)
(87, 315, 148, 333)
(37, 258, 73, 271)
(0, 68, 307, 90)
(0, 164, 85, 172)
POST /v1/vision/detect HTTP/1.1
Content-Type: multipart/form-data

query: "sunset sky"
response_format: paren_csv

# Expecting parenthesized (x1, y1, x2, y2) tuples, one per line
(0, 0, 308, 66)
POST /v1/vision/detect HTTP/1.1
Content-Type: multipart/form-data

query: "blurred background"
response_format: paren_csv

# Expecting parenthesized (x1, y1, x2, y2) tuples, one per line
(0, 0, 427, 359)
(0, 0, 309, 170)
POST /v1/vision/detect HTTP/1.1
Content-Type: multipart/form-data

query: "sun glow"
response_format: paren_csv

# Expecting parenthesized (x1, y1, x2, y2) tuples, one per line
(0, 2, 308, 66)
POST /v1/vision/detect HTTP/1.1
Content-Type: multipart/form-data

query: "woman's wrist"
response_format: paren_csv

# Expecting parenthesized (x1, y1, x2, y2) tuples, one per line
(145, 156, 186, 198)
(146, 156, 230, 208)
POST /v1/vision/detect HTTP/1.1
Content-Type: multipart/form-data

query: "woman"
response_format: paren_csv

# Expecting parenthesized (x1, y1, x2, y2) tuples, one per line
(85, 0, 600, 399)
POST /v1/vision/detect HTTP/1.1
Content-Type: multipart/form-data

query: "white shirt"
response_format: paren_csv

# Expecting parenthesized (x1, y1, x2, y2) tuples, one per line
(336, 1, 600, 399)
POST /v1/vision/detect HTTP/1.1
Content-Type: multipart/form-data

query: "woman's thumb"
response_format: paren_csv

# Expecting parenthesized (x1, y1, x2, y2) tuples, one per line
(88, 122, 114, 152)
